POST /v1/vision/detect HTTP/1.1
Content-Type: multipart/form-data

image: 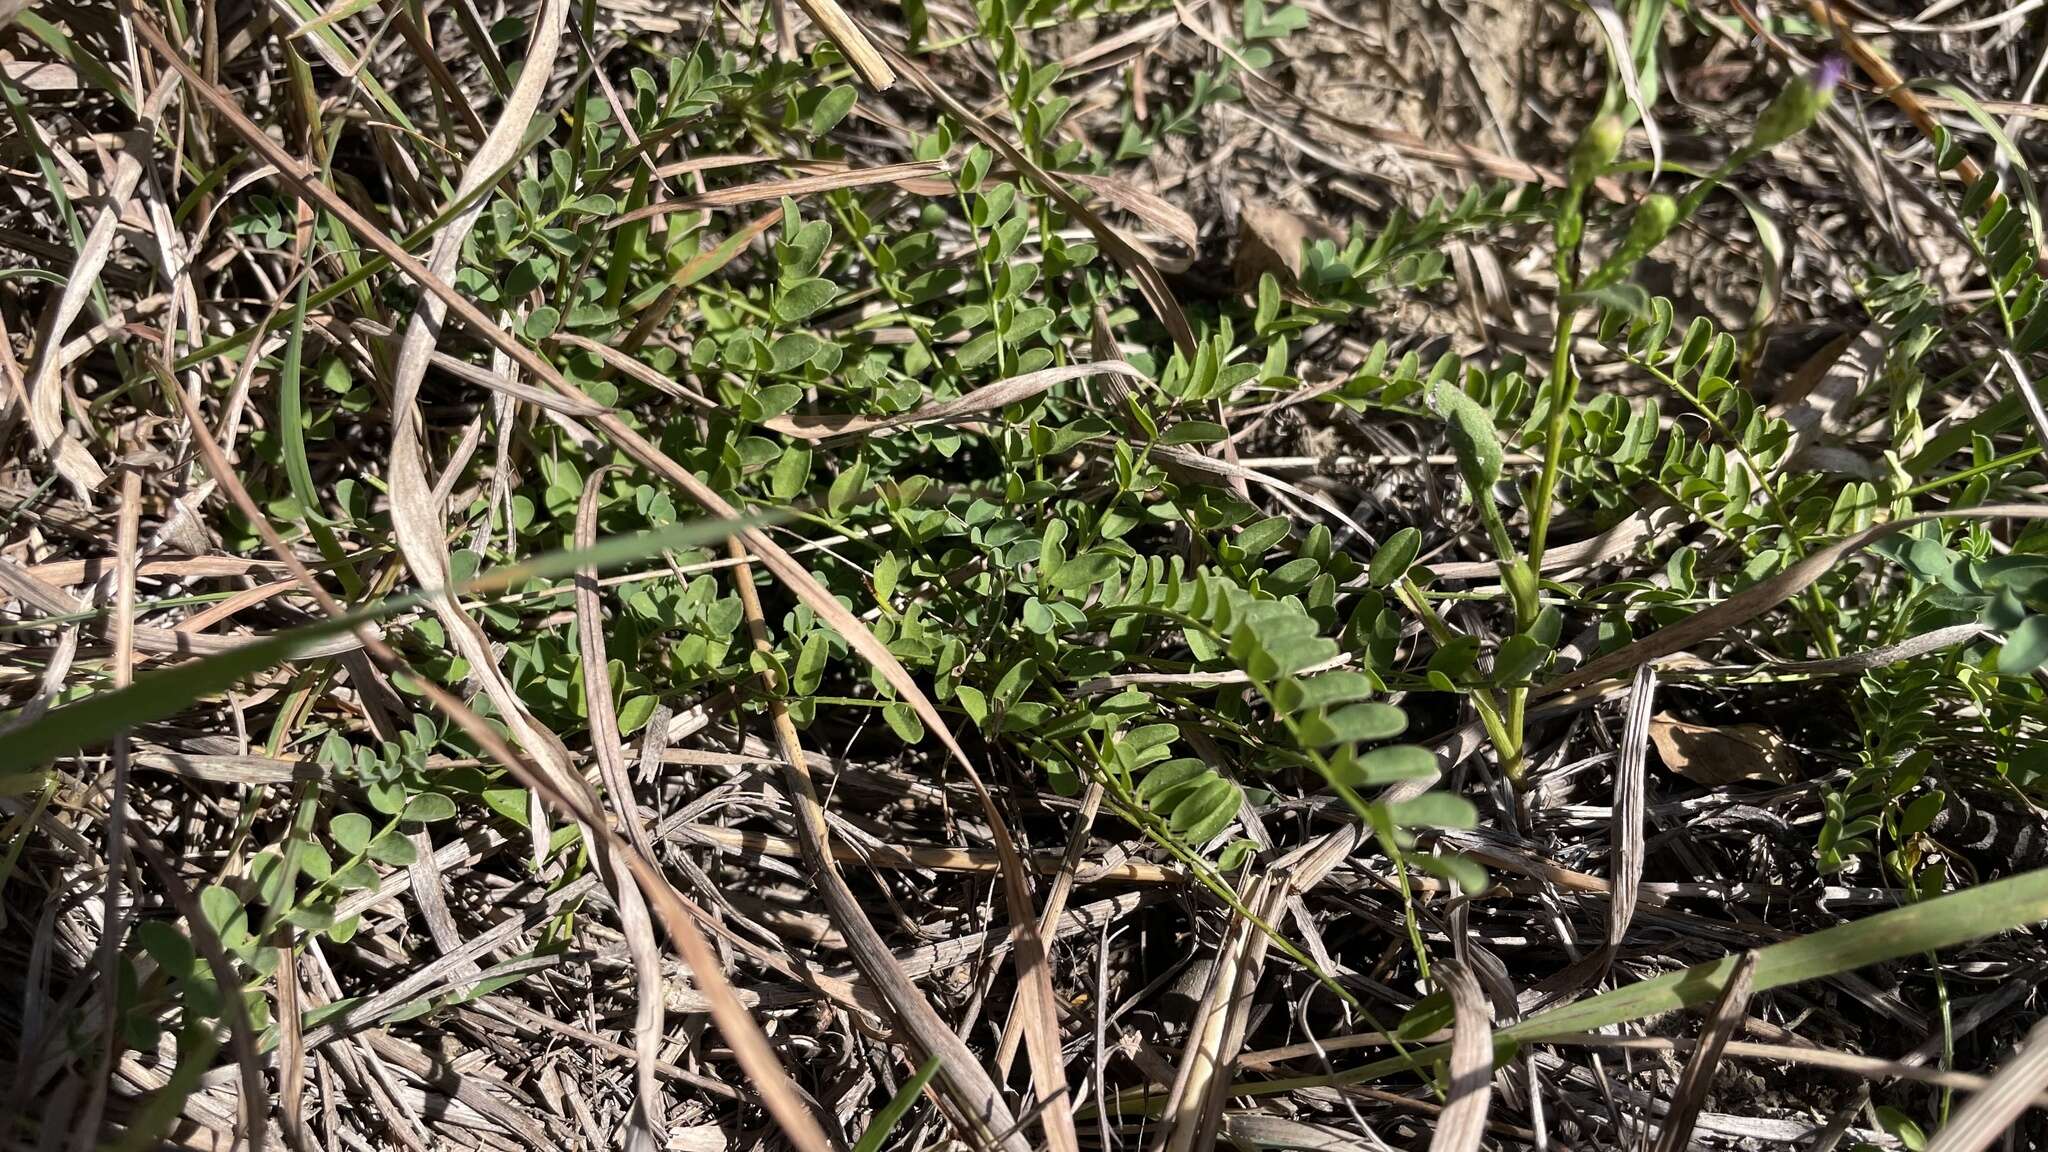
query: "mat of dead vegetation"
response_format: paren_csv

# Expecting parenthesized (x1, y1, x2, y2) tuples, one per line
(5, 0, 2048, 1149)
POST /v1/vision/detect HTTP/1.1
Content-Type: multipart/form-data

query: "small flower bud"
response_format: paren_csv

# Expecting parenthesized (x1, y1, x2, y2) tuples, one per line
(1751, 55, 1846, 150)
(1569, 113, 1626, 191)
(1623, 192, 1680, 251)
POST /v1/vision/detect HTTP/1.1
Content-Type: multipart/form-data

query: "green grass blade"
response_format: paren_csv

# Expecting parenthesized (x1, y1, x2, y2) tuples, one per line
(274, 277, 364, 595)
(853, 1056, 943, 1152)
(268, 0, 415, 132)
(277, 278, 330, 530)
(1239, 868, 2048, 1096)
(0, 512, 777, 773)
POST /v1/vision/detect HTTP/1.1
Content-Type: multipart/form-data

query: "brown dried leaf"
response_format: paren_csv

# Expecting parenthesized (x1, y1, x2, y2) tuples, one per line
(1648, 713, 1797, 785)
(1233, 201, 1336, 293)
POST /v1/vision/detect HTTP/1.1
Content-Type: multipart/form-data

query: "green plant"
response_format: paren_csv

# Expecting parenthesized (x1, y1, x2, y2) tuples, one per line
(12, 0, 2048, 1147)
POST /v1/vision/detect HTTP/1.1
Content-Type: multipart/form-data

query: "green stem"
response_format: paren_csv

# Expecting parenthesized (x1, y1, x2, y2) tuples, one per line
(1526, 305, 1578, 574)
(1396, 578, 1523, 782)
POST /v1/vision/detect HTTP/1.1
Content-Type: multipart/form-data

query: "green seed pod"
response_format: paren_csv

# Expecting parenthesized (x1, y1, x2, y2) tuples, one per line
(1568, 113, 1626, 191)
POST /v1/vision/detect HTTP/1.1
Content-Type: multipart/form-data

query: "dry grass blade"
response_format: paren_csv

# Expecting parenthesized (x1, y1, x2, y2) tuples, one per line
(1678, 623, 1991, 678)
(2000, 348, 2048, 461)
(1158, 875, 1269, 1152)
(1064, 172, 1200, 266)
(20, 121, 156, 497)
(679, 821, 1178, 882)
(1925, 1018, 2048, 1152)
(575, 472, 655, 860)
(0, 553, 361, 659)
(348, 319, 611, 415)
(1543, 1033, 2048, 1105)
(1431, 960, 1494, 1152)
(381, 0, 581, 870)
(764, 361, 1147, 440)
(551, 332, 714, 405)
(76, 469, 143, 1151)
(1650, 950, 1758, 1152)
(1427, 507, 1672, 581)
(1806, 0, 1985, 187)
(1217, 1113, 1377, 1150)
(1543, 503, 2048, 694)
(275, 943, 310, 1152)
(1609, 665, 1654, 951)
(1190, 875, 1296, 1151)
(994, 780, 1106, 1077)
(574, 471, 665, 1152)
(26, 556, 284, 585)
(724, 538, 1036, 1152)
(790, 0, 894, 89)
(606, 160, 949, 227)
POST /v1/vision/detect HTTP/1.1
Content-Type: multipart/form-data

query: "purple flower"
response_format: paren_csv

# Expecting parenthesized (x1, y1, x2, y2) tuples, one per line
(1752, 54, 1847, 148)
(1816, 54, 1849, 97)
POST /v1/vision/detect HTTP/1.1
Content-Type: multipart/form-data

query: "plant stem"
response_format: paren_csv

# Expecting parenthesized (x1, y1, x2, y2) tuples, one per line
(1527, 305, 1578, 574)
(1396, 577, 1523, 782)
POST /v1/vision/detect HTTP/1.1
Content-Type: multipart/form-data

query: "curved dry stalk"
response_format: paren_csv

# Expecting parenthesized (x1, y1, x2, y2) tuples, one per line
(603, 159, 948, 227)
(1650, 951, 1757, 1152)
(74, 470, 145, 1152)
(724, 537, 1035, 1152)
(994, 781, 1105, 1077)
(1543, 1032, 2048, 1108)
(381, 0, 583, 856)
(1543, 503, 2048, 695)
(764, 360, 1148, 441)
(575, 469, 665, 1152)
(1158, 875, 1269, 1152)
